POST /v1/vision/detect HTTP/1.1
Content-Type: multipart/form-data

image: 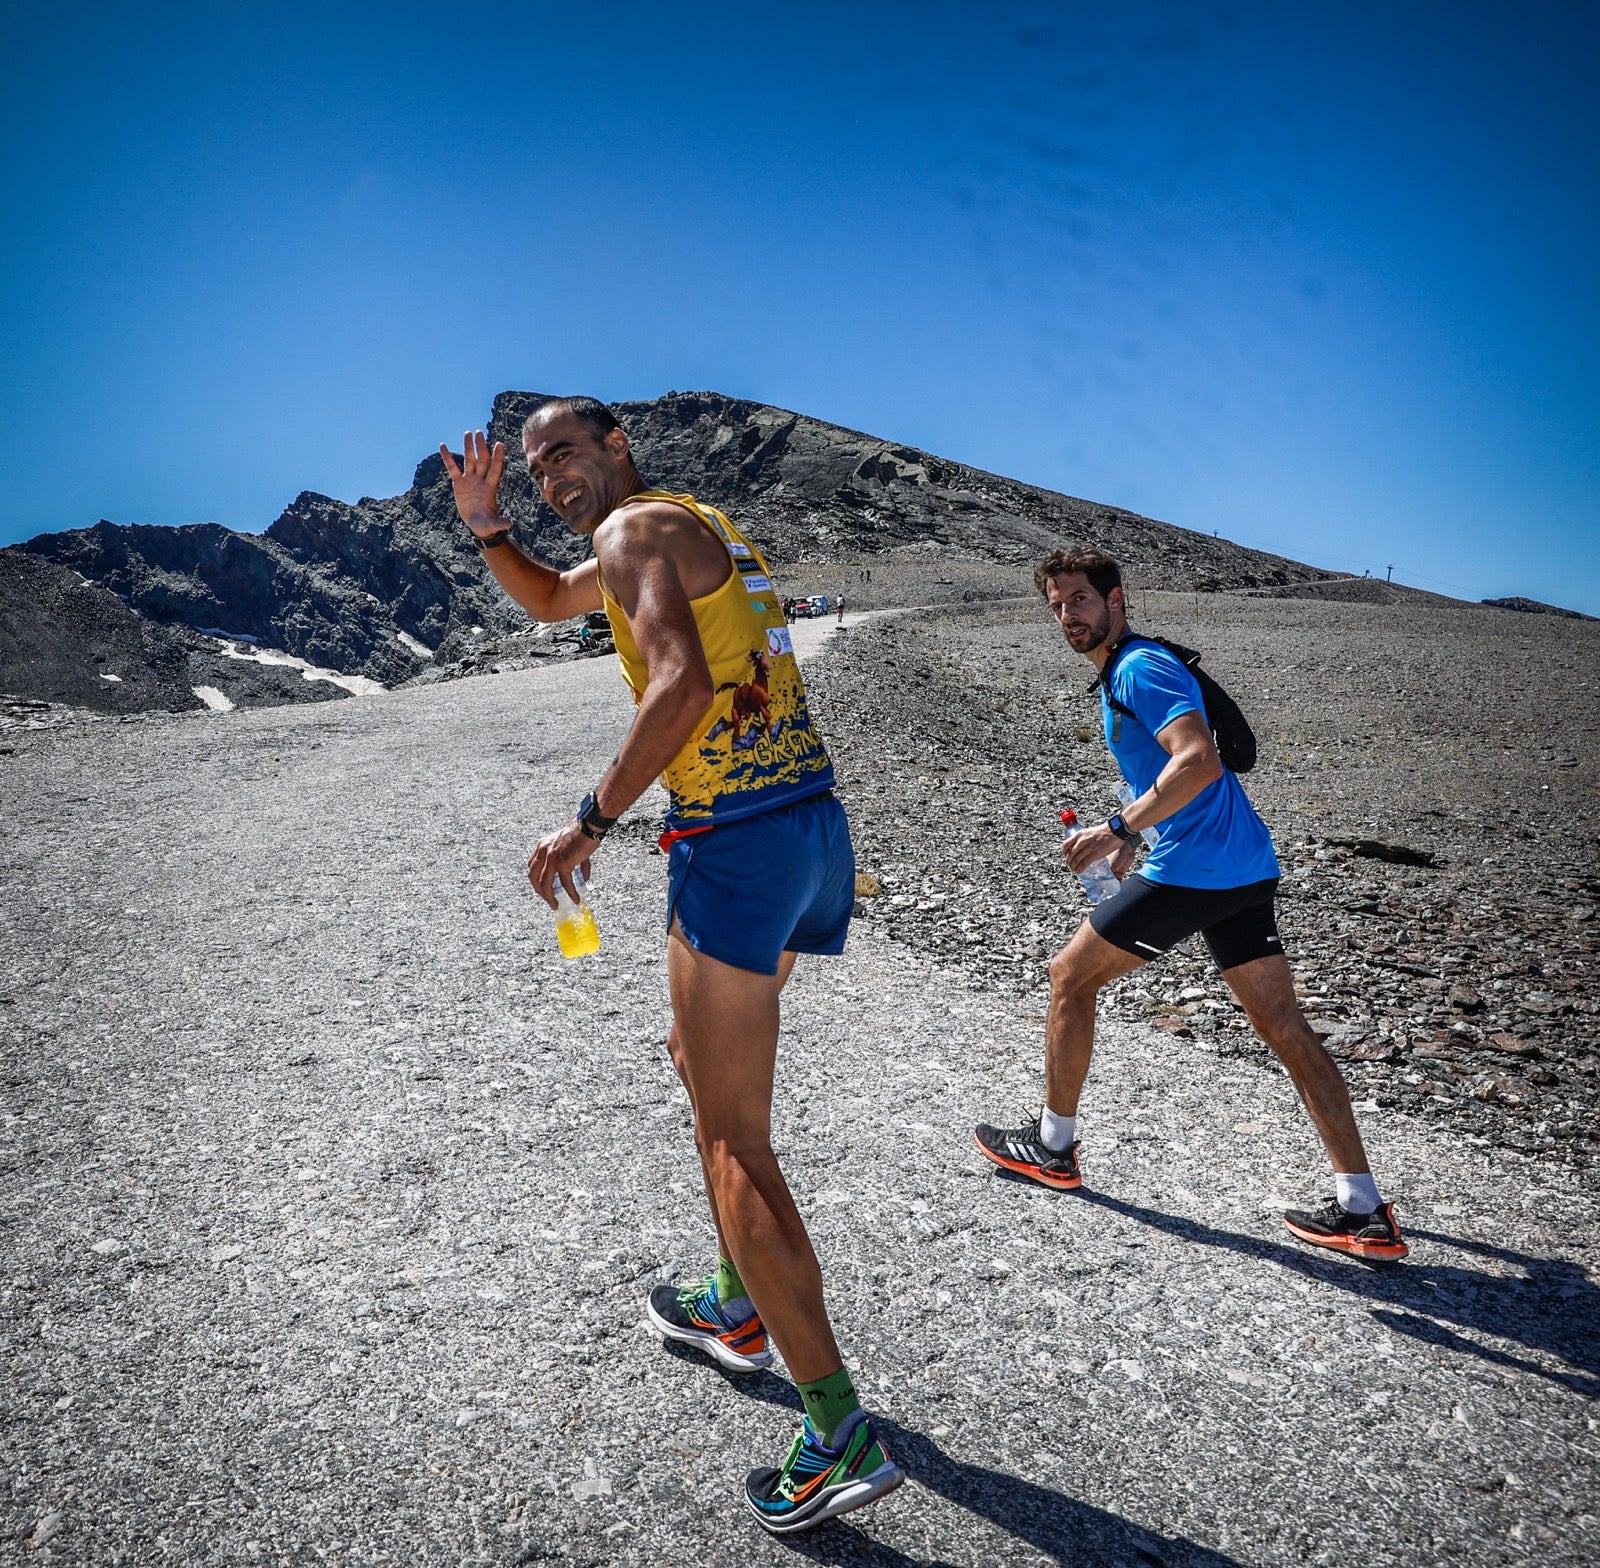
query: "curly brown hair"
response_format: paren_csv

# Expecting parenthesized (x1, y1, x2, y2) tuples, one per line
(1033, 548, 1122, 600)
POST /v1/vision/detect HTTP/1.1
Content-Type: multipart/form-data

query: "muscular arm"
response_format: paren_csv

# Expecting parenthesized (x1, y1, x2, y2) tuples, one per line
(584, 513, 715, 820)
(1063, 710, 1223, 874)
(525, 507, 716, 904)
(481, 544, 601, 623)
(439, 431, 602, 621)
(1120, 710, 1224, 833)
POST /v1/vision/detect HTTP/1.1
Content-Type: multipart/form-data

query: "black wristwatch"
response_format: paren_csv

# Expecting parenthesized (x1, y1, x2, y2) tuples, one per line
(576, 791, 619, 842)
(1108, 813, 1142, 847)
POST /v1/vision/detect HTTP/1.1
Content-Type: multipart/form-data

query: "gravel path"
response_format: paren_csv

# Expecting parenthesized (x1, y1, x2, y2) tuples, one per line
(2, 639, 1597, 1566)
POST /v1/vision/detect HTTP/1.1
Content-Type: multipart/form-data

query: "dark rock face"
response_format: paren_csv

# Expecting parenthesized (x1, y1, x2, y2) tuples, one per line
(492, 390, 1334, 588)
(0, 549, 201, 714)
(1482, 595, 1596, 620)
(0, 549, 357, 717)
(21, 515, 434, 687)
(13, 389, 1339, 712)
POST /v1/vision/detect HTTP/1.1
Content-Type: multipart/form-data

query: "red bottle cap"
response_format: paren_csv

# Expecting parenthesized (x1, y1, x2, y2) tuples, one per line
(1060, 809, 1078, 826)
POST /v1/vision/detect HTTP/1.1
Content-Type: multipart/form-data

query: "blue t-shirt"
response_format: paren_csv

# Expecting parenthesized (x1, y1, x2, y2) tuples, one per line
(1103, 642, 1279, 889)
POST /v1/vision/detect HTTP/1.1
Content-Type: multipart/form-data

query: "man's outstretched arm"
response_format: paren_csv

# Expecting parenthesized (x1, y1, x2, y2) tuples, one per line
(440, 430, 602, 621)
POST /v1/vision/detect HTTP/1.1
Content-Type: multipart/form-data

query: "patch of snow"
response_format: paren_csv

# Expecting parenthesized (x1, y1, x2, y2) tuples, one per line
(397, 631, 434, 659)
(212, 640, 386, 696)
(100, 672, 123, 682)
(192, 685, 235, 712)
(196, 627, 260, 643)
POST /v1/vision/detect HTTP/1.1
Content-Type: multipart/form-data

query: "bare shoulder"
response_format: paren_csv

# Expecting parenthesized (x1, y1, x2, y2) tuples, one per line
(593, 497, 693, 555)
(592, 497, 728, 599)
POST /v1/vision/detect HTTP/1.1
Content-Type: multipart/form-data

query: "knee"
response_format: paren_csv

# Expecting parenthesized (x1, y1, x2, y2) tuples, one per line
(1048, 947, 1099, 1001)
(1257, 1014, 1329, 1064)
(700, 1133, 774, 1188)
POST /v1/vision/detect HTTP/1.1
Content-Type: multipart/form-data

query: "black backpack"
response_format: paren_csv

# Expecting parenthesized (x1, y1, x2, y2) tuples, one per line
(1090, 634, 1258, 774)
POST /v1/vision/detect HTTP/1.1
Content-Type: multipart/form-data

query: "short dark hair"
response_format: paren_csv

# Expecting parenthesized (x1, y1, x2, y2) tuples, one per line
(1034, 547, 1122, 600)
(522, 395, 622, 445)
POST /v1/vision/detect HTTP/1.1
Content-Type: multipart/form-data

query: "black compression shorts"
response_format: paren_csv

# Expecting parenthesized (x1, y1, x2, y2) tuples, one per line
(1090, 874, 1283, 971)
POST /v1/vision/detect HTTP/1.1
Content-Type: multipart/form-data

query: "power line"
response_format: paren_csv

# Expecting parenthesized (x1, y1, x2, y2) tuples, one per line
(1211, 530, 1490, 598)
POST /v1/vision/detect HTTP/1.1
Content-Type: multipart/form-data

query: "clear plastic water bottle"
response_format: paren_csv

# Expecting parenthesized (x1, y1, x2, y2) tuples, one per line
(553, 867, 601, 959)
(1060, 809, 1121, 905)
(1114, 783, 1161, 849)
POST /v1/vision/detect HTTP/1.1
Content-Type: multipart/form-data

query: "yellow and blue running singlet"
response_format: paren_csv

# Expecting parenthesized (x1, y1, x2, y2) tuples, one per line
(596, 490, 836, 832)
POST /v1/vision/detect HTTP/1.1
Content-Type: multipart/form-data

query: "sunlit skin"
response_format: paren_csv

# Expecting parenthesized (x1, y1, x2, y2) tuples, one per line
(438, 408, 850, 1385)
(1037, 569, 1373, 1173)
(438, 415, 730, 907)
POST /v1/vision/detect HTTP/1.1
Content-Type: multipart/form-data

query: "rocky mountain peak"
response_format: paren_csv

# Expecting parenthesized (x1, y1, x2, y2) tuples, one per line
(6, 389, 1337, 715)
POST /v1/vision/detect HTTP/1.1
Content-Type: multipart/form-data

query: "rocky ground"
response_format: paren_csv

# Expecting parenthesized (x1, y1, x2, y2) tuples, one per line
(2, 616, 1596, 1567)
(800, 591, 1600, 1168)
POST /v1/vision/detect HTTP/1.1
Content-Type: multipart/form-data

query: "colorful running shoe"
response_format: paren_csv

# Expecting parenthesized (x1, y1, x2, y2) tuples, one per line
(974, 1113, 1082, 1190)
(646, 1274, 773, 1372)
(1283, 1198, 1409, 1262)
(745, 1410, 904, 1535)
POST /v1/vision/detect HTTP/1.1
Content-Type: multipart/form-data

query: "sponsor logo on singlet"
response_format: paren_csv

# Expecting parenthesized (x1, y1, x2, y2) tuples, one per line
(766, 625, 794, 657)
(741, 573, 772, 594)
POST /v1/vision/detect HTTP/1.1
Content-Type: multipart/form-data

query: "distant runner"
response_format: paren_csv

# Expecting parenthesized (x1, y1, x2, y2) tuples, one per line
(975, 548, 1407, 1263)
(441, 398, 903, 1532)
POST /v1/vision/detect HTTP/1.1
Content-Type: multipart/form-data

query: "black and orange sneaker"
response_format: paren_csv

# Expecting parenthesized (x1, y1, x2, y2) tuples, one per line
(1283, 1199, 1409, 1263)
(974, 1114, 1082, 1190)
(646, 1274, 773, 1372)
(745, 1411, 904, 1534)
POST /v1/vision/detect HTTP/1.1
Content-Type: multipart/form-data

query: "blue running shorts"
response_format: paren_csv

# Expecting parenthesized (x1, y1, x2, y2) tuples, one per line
(666, 792, 855, 976)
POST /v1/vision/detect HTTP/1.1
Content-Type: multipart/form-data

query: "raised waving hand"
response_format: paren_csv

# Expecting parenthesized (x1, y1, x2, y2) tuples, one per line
(439, 429, 507, 540)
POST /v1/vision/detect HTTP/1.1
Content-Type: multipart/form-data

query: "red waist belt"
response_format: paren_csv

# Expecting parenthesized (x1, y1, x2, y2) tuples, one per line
(657, 824, 714, 853)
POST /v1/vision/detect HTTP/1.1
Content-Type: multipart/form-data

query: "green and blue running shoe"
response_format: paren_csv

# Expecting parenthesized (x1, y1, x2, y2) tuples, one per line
(744, 1410, 904, 1534)
(646, 1274, 773, 1372)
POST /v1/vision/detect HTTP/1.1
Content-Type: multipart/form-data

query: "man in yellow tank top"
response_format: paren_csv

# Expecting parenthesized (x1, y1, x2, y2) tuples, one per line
(440, 397, 902, 1535)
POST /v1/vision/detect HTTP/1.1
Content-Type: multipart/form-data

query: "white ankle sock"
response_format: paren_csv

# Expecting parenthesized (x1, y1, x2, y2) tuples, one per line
(1039, 1107, 1078, 1152)
(1336, 1172, 1381, 1215)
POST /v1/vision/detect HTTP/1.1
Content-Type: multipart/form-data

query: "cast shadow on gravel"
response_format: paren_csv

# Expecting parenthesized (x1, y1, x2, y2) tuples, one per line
(1062, 1187, 1599, 1397)
(662, 1344, 1242, 1568)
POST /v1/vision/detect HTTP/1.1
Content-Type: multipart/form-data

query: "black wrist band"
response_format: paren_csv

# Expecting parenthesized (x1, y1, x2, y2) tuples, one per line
(1108, 813, 1141, 847)
(577, 790, 618, 841)
(477, 527, 512, 549)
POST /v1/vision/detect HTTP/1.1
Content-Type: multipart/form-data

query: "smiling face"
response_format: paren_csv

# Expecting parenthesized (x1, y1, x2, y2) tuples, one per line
(523, 411, 637, 534)
(1045, 571, 1125, 657)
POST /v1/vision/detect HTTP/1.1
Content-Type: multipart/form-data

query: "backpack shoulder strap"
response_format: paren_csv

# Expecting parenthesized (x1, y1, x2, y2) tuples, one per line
(1089, 632, 1159, 719)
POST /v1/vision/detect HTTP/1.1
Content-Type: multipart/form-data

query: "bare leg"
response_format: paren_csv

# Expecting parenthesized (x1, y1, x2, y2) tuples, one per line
(667, 928, 839, 1383)
(1222, 954, 1371, 1173)
(666, 949, 798, 1268)
(1044, 920, 1145, 1116)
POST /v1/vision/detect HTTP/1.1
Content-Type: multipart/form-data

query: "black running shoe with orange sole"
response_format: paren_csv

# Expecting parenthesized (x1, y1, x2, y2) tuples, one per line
(646, 1277, 774, 1371)
(1283, 1199, 1409, 1262)
(974, 1115, 1082, 1190)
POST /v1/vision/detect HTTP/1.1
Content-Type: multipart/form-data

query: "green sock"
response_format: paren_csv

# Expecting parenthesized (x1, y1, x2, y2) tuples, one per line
(798, 1366, 860, 1448)
(713, 1255, 744, 1303)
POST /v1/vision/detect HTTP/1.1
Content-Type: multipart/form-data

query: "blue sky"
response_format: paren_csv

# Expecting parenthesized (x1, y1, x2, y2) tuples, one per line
(4, 2, 1596, 612)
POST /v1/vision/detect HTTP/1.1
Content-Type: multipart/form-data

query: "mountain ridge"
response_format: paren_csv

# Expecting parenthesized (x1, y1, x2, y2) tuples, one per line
(6, 389, 1348, 716)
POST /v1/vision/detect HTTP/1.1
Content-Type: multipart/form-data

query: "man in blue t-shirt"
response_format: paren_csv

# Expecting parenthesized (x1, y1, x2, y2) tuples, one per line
(975, 548, 1407, 1263)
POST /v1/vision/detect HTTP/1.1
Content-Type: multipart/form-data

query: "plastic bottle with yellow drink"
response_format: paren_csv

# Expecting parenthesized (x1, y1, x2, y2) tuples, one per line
(553, 867, 601, 958)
